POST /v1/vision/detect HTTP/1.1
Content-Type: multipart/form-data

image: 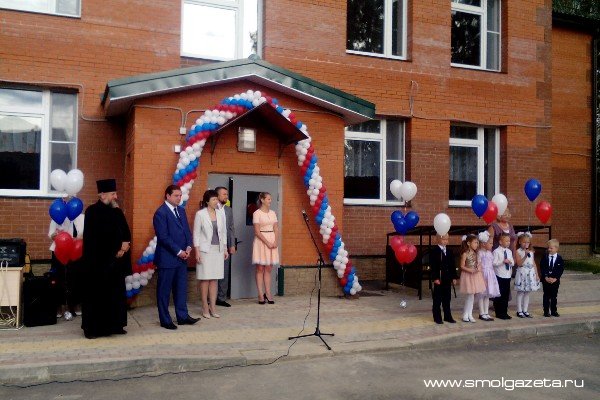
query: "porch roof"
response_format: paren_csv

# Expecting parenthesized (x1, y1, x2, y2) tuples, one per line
(101, 57, 375, 125)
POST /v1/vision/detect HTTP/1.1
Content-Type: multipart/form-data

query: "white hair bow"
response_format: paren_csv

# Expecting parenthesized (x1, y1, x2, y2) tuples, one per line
(478, 231, 490, 243)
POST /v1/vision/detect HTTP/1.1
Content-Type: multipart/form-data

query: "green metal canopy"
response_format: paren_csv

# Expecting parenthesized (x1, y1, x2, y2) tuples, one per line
(102, 57, 375, 125)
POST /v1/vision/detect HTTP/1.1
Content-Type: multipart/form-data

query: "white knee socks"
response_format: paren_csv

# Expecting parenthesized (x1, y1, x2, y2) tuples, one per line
(463, 294, 475, 320)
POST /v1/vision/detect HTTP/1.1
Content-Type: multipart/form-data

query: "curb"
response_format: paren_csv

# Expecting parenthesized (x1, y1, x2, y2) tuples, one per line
(1, 318, 598, 387)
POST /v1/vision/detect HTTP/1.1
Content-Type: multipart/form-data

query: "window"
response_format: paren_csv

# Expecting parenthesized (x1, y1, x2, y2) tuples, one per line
(449, 125, 499, 205)
(344, 120, 405, 204)
(0, 0, 80, 17)
(0, 88, 78, 197)
(182, 0, 260, 61)
(451, 0, 500, 71)
(346, 0, 407, 59)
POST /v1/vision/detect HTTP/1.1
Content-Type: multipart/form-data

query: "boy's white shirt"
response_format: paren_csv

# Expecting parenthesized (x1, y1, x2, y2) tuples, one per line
(492, 245, 514, 279)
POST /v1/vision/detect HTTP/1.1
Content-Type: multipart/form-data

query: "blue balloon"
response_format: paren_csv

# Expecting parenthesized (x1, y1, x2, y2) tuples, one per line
(66, 197, 83, 221)
(126, 290, 134, 298)
(393, 218, 409, 235)
(471, 195, 488, 218)
(296, 121, 303, 129)
(524, 178, 542, 202)
(49, 199, 67, 225)
(404, 211, 420, 230)
(391, 210, 404, 225)
(272, 98, 279, 105)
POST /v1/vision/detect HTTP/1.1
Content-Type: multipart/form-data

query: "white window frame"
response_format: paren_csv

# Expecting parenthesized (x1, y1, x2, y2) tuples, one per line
(346, 0, 408, 60)
(450, 0, 501, 71)
(344, 120, 405, 205)
(0, 0, 81, 18)
(0, 89, 78, 198)
(448, 126, 499, 207)
(181, 0, 262, 61)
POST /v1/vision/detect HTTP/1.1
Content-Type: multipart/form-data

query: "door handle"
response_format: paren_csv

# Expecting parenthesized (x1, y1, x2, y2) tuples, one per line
(234, 238, 242, 248)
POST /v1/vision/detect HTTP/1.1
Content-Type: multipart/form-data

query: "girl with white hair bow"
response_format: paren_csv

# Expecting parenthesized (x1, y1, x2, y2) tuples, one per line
(476, 231, 500, 321)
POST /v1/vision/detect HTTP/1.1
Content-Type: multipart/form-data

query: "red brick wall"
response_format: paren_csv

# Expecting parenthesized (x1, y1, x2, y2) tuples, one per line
(550, 26, 593, 246)
(0, 0, 592, 263)
(262, 0, 556, 255)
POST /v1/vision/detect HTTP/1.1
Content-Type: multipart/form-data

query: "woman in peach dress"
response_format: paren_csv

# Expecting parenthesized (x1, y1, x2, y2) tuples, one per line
(252, 192, 279, 304)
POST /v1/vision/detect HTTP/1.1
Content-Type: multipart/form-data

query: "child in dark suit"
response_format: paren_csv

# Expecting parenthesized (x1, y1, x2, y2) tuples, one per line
(430, 234, 457, 324)
(540, 239, 564, 317)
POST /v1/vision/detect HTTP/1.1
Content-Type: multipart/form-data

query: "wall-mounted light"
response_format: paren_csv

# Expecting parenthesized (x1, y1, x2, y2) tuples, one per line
(173, 144, 181, 153)
(238, 127, 256, 152)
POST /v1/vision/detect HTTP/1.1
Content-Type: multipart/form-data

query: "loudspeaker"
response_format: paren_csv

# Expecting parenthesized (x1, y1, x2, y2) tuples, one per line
(23, 275, 56, 327)
(0, 238, 26, 268)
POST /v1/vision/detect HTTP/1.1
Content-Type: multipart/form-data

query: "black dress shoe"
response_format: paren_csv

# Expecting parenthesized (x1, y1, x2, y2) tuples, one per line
(434, 320, 443, 325)
(177, 316, 200, 325)
(113, 329, 127, 335)
(161, 322, 178, 330)
(496, 315, 510, 320)
(216, 300, 231, 307)
(551, 312, 560, 317)
(443, 318, 456, 323)
(84, 331, 97, 339)
(544, 313, 551, 317)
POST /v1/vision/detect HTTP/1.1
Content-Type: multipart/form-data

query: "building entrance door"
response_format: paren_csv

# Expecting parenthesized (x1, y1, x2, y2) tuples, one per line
(207, 174, 280, 299)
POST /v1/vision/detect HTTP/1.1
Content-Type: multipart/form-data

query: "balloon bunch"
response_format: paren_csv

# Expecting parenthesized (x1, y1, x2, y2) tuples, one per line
(524, 178, 552, 224)
(132, 89, 360, 297)
(295, 132, 361, 296)
(388, 180, 419, 265)
(48, 169, 85, 266)
(470, 193, 508, 224)
(126, 236, 157, 299)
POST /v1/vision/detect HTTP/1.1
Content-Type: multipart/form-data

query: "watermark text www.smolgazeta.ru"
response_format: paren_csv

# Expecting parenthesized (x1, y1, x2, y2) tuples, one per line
(424, 377, 584, 391)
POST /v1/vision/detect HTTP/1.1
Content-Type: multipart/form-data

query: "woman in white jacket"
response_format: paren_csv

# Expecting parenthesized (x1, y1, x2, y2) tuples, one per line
(193, 190, 228, 318)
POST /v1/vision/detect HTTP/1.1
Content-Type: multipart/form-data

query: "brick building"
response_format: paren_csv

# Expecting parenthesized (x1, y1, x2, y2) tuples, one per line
(0, 1, 597, 300)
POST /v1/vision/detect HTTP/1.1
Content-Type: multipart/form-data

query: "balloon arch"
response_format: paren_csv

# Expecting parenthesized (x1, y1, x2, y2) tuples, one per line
(126, 90, 362, 299)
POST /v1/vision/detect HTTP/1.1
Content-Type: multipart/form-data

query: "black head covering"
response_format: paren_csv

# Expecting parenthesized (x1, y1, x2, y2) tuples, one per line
(96, 179, 117, 193)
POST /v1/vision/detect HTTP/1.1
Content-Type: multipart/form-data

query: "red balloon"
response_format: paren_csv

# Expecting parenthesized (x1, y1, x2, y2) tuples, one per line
(54, 232, 74, 266)
(405, 244, 418, 264)
(390, 236, 404, 251)
(394, 244, 409, 264)
(482, 201, 499, 224)
(340, 277, 348, 286)
(312, 204, 320, 214)
(535, 200, 552, 224)
(69, 239, 83, 262)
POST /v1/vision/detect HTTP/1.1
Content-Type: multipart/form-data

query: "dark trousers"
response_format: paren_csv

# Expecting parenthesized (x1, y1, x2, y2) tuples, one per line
(432, 282, 453, 321)
(542, 279, 560, 314)
(494, 276, 511, 317)
(217, 259, 230, 301)
(50, 253, 82, 312)
(156, 265, 190, 325)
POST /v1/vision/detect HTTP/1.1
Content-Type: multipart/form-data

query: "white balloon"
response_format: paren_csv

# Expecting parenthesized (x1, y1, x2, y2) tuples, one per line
(132, 281, 141, 289)
(282, 109, 291, 118)
(50, 169, 67, 192)
(140, 271, 149, 279)
(323, 234, 330, 241)
(492, 193, 508, 216)
(177, 162, 184, 170)
(125, 275, 133, 284)
(399, 181, 417, 202)
(312, 189, 319, 196)
(350, 288, 357, 295)
(125, 283, 133, 291)
(389, 179, 403, 200)
(65, 170, 84, 195)
(140, 278, 148, 286)
(337, 270, 345, 278)
(181, 158, 190, 167)
(132, 273, 141, 281)
(433, 213, 452, 236)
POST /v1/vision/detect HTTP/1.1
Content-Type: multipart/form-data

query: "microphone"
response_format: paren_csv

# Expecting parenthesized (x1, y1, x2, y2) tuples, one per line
(301, 209, 309, 221)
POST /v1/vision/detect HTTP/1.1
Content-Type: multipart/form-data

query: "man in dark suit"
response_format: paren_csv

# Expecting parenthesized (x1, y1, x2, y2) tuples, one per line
(215, 187, 236, 307)
(430, 234, 457, 324)
(540, 239, 564, 317)
(153, 185, 199, 329)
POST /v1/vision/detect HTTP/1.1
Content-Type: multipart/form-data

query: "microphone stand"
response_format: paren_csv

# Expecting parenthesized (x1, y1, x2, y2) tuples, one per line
(288, 210, 334, 350)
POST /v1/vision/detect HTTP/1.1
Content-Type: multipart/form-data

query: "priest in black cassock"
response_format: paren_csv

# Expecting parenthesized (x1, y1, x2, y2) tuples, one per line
(81, 179, 131, 339)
